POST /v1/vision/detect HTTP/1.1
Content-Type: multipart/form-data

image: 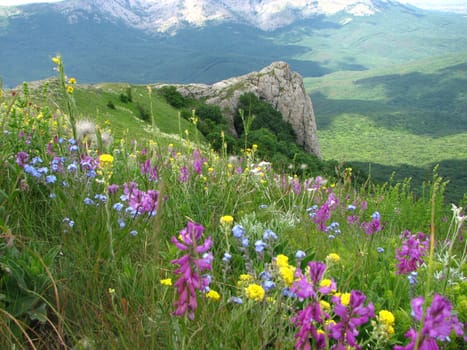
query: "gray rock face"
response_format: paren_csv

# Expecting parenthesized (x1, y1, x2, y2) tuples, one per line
(169, 61, 321, 157)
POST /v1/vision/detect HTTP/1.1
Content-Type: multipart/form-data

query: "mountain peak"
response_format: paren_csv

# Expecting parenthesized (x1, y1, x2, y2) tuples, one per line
(40, 0, 401, 33)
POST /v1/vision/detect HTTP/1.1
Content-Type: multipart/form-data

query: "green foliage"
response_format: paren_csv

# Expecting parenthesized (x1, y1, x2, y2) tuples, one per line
(158, 86, 188, 109)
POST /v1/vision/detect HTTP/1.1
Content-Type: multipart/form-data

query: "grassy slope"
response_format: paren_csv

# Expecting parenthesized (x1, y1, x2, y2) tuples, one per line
(39, 82, 200, 144)
(304, 53, 467, 202)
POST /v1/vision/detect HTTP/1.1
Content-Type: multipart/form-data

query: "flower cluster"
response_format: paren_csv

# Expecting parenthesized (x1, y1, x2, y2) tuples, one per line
(171, 221, 214, 320)
(395, 230, 430, 275)
(291, 261, 375, 350)
(361, 211, 384, 235)
(394, 294, 465, 349)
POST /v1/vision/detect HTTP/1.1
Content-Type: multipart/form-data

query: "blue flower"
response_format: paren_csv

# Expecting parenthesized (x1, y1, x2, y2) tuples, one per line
(259, 204, 268, 209)
(254, 239, 267, 253)
(49, 193, 56, 199)
(31, 156, 43, 165)
(118, 218, 126, 228)
(84, 197, 95, 206)
(113, 202, 124, 211)
(45, 175, 57, 184)
(347, 204, 357, 211)
(263, 280, 276, 292)
(94, 194, 107, 203)
(222, 252, 232, 263)
(69, 145, 79, 152)
(263, 229, 278, 241)
(130, 230, 138, 237)
(408, 271, 418, 285)
(228, 296, 243, 304)
(295, 250, 306, 260)
(232, 224, 246, 239)
(241, 237, 249, 247)
(372, 211, 381, 219)
(282, 287, 297, 298)
(87, 170, 97, 178)
(259, 271, 272, 280)
(37, 167, 49, 175)
(67, 163, 78, 172)
(377, 247, 385, 253)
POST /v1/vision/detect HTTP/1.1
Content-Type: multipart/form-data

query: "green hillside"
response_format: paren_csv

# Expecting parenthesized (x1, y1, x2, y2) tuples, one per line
(305, 53, 467, 202)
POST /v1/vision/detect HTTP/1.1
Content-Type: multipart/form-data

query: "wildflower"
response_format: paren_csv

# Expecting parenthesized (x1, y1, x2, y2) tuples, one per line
(99, 154, 114, 169)
(295, 250, 306, 260)
(84, 197, 95, 206)
(113, 202, 124, 211)
(241, 237, 249, 247)
(237, 274, 253, 286)
(16, 151, 29, 167)
(254, 239, 267, 253)
(206, 290, 221, 301)
(141, 159, 158, 181)
(407, 271, 418, 285)
(377, 309, 395, 335)
(51, 55, 61, 65)
(220, 215, 234, 226)
(171, 221, 213, 320)
(262, 280, 276, 292)
(160, 278, 172, 286)
(328, 290, 375, 348)
(245, 283, 265, 302)
(108, 288, 115, 295)
(68, 77, 77, 84)
(67, 85, 74, 94)
(232, 224, 245, 239)
(263, 229, 278, 241)
(326, 253, 340, 263)
(45, 174, 57, 184)
(395, 230, 429, 275)
(178, 166, 189, 182)
(222, 252, 232, 263)
(279, 266, 295, 286)
(129, 230, 138, 237)
(377, 247, 385, 253)
(67, 162, 78, 172)
(107, 184, 119, 194)
(361, 211, 383, 235)
(275, 254, 289, 268)
(229, 296, 243, 304)
(395, 294, 464, 349)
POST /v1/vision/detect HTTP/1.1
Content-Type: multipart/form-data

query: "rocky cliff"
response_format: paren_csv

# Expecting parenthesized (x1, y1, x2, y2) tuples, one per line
(168, 61, 321, 157)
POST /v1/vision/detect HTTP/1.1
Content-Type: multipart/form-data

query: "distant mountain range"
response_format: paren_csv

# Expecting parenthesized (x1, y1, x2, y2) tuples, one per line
(1, 0, 466, 86)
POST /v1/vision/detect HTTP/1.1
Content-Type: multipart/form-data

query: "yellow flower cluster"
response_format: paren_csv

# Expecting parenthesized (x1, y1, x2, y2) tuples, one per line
(237, 274, 253, 287)
(160, 278, 172, 286)
(326, 253, 341, 264)
(334, 292, 351, 306)
(220, 215, 234, 226)
(206, 290, 221, 301)
(99, 154, 114, 169)
(245, 283, 265, 302)
(275, 254, 296, 286)
(378, 310, 395, 335)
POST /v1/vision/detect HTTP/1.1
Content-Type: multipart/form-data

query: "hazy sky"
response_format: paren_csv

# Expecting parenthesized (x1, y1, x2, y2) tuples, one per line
(1, 0, 466, 8)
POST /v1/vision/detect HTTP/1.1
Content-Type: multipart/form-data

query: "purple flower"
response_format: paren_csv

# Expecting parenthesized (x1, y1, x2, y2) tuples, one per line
(107, 184, 119, 195)
(45, 175, 57, 184)
(395, 294, 465, 349)
(313, 193, 339, 232)
(360, 211, 383, 235)
(328, 290, 375, 348)
(178, 166, 189, 183)
(396, 230, 429, 275)
(263, 229, 278, 241)
(16, 151, 29, 167)
(141, 159, 158, 181)
(171, 221, 214, 320)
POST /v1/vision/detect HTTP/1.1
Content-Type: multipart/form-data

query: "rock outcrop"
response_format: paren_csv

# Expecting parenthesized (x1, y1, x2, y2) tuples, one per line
(166, 61, 321, 157)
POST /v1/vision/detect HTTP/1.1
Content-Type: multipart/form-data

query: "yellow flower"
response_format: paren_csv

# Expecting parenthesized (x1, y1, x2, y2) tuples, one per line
(160, 278, 172, 286)
(220, 215, 234, 226)
(108, 288, 116, 295)
(320, 300, 331, 311)
(326, 253, 341, 263)
(275, 254, 289, 268)
(206, 290, 221, 301)
(339, 293, 351, 306)
(378, 310, 395, 326)
(245, 283, 265, 302)
(99, 154, 114, 168)
(252, 144, 258, 150)
(319, 279, 332, 288)
(51, 55, 61, 65)
(279, 266, 295, 286)
(66, 85, 74, 94)
(237, 274, 253, 286)
(68, 77, 77, 84)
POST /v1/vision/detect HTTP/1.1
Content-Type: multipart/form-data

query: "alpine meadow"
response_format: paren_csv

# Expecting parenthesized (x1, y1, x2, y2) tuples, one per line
(0, 0, 466, 349)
